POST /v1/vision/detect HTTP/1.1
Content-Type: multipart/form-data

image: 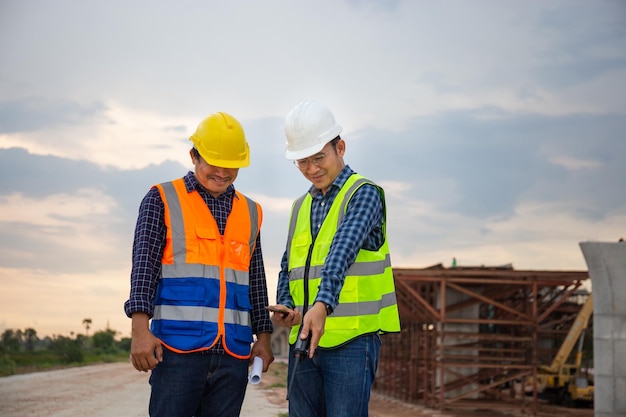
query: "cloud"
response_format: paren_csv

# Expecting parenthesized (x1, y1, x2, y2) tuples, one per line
(549, 156, 601, 171)
(1, 0, 624, 337)
(0, 97, 106, 133)
(0, 100, 196, 170)
(0, 190, 124, 272)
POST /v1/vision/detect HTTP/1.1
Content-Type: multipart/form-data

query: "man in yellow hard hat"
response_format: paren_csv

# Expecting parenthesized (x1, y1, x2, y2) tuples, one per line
(270, 101, 401, 416)
(124, 112, 274, 417)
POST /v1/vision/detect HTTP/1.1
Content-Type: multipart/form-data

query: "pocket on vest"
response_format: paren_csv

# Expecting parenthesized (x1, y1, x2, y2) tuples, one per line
(227, 239, 251, 269)
(157, 317, 205, 336)
(159, 279, 210, 304)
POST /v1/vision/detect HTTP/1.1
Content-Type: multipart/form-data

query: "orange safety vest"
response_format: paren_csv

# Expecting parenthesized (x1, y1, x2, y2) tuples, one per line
(151, 178, 262, 358)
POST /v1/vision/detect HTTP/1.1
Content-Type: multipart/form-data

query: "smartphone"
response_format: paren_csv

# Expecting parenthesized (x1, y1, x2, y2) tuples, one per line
(265, 305, 291, 315)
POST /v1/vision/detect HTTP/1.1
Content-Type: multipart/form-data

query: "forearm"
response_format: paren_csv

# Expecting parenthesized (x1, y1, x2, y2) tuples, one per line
(131, 312, 151, 336)
(276, 251, 294, 307)
(124, 187, 165, 318)
(249, 235, 273, 334)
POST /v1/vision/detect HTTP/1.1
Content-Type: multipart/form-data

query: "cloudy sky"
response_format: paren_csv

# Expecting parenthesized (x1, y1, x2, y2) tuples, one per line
(1, 0, 624, 339)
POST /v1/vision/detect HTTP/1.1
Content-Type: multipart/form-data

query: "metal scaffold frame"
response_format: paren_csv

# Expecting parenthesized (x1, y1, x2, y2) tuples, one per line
(374, 264, 590, 413)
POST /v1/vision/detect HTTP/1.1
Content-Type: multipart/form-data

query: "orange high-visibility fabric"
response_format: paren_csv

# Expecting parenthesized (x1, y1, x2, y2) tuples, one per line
(155, 178, 262, 358)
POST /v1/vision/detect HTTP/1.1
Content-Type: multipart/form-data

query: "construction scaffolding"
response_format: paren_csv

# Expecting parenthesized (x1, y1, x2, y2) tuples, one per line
(374, 264, 591, 412)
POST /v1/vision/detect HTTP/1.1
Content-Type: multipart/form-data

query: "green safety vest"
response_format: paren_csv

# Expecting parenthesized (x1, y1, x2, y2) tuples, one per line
(287, 174, 401, 348)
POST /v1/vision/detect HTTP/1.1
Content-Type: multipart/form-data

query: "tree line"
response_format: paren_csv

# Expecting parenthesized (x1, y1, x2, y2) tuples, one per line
(0, 319, 131, 377)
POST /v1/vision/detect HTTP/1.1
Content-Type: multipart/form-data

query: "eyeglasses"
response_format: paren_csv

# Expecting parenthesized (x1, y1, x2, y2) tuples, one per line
(293, 152, 329, 169)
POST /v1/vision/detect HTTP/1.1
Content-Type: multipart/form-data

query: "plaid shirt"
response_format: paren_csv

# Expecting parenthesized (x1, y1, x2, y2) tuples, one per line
(276, 165, 384, 311)
(124, 171, 273, 354)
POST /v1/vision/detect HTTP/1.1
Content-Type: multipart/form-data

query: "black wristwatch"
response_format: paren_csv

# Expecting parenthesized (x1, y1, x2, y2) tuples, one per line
(323, 302, 333, 316)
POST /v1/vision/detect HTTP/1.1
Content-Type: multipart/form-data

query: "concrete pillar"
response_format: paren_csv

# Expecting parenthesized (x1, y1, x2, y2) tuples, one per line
(580, 241, 626, 417)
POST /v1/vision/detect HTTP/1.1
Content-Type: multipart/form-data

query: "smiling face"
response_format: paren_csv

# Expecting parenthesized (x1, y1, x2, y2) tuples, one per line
(190, 148, 239, 197)
(294, 138, 346, 195)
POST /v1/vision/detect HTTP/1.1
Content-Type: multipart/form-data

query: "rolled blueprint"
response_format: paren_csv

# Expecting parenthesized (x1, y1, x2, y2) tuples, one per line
(248, 356, 263, 385)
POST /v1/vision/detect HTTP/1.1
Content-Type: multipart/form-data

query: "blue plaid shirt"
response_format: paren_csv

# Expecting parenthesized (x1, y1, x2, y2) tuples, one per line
(276, 165, 384, 311)
(124, 171, 273, 353)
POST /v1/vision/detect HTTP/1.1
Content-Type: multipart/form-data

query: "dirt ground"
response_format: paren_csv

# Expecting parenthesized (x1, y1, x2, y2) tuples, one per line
(259, 362, 593, 417)
(0, 361, 593, 417)
(0, 362, 285, 417)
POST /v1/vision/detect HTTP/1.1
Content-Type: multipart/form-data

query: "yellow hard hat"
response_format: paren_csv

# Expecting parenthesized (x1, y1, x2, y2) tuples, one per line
(189, 112, 250, 168)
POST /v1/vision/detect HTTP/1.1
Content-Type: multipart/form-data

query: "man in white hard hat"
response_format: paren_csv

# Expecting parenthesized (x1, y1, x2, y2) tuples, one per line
(124, 112, 274, 417)
(270, 101, 401, 416)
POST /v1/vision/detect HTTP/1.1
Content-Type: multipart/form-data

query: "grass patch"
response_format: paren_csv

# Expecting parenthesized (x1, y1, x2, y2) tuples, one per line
(4, 351, 129, 376)
(267, 361, 288, 378)
(259, 360, 288, 389)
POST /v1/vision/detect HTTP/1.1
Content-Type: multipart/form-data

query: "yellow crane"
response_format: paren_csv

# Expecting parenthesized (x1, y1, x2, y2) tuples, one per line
(562, 324, 594, 406)
(532, 293, 594, 406)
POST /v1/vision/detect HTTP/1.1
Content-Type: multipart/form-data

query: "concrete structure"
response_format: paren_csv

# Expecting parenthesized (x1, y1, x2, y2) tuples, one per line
(580, 241, 626, 417)
(436, 287, 479, 400)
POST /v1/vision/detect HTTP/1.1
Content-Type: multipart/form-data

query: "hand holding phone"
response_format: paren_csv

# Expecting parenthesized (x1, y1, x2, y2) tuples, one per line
(265, 305, 291, 316)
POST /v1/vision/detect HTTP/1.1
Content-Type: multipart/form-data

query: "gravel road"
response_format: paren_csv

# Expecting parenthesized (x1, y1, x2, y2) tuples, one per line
(0, 362, 287, 417)
(0, 362, 591, 417)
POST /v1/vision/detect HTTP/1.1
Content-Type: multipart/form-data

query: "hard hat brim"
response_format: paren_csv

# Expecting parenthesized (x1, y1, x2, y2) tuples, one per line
(204, 155, 250, 168)
(284, 142, 328, 160)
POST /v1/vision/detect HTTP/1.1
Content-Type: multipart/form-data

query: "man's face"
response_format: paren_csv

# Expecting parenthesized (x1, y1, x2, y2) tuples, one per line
(191, 149, 239, 197)
(294, 139, 345, 195)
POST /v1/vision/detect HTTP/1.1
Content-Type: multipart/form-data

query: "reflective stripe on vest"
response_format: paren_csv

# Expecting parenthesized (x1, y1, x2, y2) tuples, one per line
(151, 178, 261, 358)
(286, 174, 401, 348)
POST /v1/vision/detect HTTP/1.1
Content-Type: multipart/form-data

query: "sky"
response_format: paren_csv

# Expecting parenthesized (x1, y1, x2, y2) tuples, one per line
(1, 0, 624, 339)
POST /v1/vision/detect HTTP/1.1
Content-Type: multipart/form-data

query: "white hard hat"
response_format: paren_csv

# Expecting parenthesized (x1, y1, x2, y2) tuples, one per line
(284, 101, 343, 160)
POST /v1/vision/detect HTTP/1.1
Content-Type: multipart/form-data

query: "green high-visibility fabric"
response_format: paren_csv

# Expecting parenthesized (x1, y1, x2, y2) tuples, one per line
(287, 174, 401, 348)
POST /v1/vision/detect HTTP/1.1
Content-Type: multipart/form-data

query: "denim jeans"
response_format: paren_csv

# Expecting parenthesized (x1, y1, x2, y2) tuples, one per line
(287, 333, 381, 417)
(149, 348, 248, 417)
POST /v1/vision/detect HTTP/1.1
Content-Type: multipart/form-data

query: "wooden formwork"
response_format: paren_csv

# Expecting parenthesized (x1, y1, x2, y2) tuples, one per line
(375, 264, 590, 412)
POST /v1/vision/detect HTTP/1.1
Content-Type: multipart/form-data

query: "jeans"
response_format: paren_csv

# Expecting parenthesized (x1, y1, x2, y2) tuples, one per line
(149, 348, 248, 417)
(287, 333, 381, 417)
